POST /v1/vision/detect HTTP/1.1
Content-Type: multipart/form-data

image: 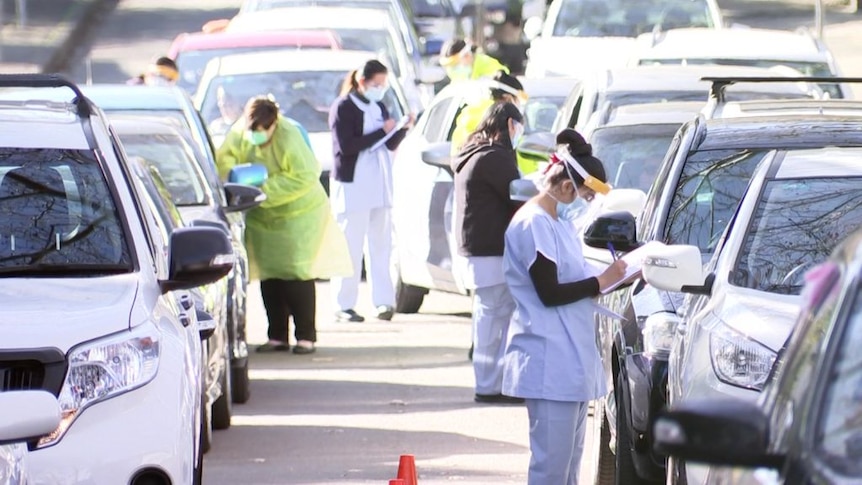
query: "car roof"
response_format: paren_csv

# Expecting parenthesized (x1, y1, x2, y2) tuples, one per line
(110, 117, 187, 137)
(208, 49, 378, 76)
(0, 98, 90, 149)
(602, 65, 821, 96)
(227, 6, 392, 31)
(635, 27, 827, 63)
(715, 99, 862, 118)
(518, 76, 581, 98)
(171, 29, 340, 53)
(774, 146, 862, 179)
(81, 85, 190, 111)
(698, 117, 862, 151)
(603, 101, 704, 127)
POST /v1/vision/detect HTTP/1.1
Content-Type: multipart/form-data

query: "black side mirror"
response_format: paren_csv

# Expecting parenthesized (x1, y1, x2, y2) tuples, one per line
(421, 141, 453, 173)
(654, 399, 785, 469)
(584, 211, 641, 252)
(190, 218, 229, 235)
(516, 131, 555, 160)
(160, 226, 234, 293)
(223, 183, 266, 213)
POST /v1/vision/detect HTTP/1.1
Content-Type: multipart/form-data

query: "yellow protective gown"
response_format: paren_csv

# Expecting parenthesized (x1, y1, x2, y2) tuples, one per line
(471, 53, 509, 80)
(216, 117, 352, 281)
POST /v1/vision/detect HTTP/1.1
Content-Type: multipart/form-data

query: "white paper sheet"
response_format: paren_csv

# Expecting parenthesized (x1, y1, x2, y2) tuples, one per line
(600, 241, 666, 295)
(370, 115, 410, 152)
(591, 301, 627, 321)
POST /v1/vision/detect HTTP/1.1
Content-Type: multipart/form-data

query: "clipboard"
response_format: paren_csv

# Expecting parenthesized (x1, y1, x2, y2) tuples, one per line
(370, 115, 410, 152)
(600, 241, 666, 294)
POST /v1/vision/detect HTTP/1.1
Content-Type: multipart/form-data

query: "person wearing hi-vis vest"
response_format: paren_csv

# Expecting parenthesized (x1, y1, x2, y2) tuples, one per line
(438, 38, 509, 83)
(328, 59, 415, 323)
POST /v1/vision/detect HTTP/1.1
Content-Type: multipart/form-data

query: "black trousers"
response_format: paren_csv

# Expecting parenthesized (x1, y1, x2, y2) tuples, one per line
(260, 279, 316, 343)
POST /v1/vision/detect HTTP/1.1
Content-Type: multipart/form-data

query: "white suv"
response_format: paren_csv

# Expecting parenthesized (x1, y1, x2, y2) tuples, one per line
(0, 74, 233, 484)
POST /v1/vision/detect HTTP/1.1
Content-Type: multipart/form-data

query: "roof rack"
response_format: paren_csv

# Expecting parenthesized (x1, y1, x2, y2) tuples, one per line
(702, 76, 862, 103)
(0, 73, 93, 118)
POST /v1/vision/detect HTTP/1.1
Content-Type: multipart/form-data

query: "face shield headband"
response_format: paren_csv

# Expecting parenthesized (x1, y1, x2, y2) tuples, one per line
(545, 147, 611, 195)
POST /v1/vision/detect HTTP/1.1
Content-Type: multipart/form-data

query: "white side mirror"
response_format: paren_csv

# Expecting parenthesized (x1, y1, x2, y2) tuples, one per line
(0, 391, 60, 444)
(642, 244, 708, 293)
(418, 64, 447, 85)
(524, 17, 544, 41)
(598, 188, 647, 218)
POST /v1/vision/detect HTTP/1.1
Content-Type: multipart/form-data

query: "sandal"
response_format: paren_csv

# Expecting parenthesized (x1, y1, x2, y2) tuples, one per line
(256, 341, 290, 353)
(293, 340, 316, 355)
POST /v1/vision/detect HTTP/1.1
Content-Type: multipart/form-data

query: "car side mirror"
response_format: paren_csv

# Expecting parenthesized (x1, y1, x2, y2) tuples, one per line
(510, 177, 540, 201)
(418, 63, 447, 84)
(421, 141, 453, 172)
(583, 211, 640, 253)
(654, 398, 785, 469)
(223, 183, 266, 213)
(228, 163, 267, 187)
(161, 226, 234, 293)
(524, 16, 544, 41)
(642, 244, 712, 295)
(196, 308, 216, 340)
(516, 131, 555, 162)
(0, 391, 61, 445)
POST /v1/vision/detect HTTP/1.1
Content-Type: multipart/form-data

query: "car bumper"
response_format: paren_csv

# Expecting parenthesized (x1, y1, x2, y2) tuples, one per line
(29, 349, 197, 485)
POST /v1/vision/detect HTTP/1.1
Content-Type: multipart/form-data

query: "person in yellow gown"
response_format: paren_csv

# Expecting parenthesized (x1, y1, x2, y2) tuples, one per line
(438, 38, 509, 82)
(216, 96, 351, 354)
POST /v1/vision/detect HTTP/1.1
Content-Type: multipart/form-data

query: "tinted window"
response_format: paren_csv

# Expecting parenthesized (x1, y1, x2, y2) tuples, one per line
(665, 149, 766, 252)
(816, 283, 862, 476)
(731, 178, 862, 295)
(118, 133, 209, 207)
(553, 0, 712, 37)
(0, 148, 132, 271)
(524, 96, 565, 134)
(591, 123, 680, 192)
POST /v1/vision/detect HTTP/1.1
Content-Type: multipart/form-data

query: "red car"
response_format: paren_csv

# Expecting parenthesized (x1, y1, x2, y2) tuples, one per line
(169, 29, 342, 92)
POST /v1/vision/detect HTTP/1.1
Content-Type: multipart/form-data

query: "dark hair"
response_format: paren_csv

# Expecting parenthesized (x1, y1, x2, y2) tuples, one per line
(154, 56, 178, 71)
(466, 102, 524, 148)
(489, 71, 524, 101)
(440, 38, 478, 58)
(245, 96, 279, 130)
(340, 59, 389, 96)
(548, 128, 607, 186)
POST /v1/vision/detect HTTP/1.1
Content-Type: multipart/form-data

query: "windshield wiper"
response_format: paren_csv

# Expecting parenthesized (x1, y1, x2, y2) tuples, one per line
(0, 263, 132, 277)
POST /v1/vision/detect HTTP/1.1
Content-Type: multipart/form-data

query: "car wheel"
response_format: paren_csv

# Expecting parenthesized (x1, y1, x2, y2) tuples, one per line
(395, 277, 426, 314)
(231, 358, 251, 404)
(212, 346, 232, 430)
(597, 404, 616, 484)
(614, 372, 655, 485)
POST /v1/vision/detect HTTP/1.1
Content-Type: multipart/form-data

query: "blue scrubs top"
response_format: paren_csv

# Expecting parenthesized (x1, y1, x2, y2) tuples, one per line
(502, 203, 608, 402)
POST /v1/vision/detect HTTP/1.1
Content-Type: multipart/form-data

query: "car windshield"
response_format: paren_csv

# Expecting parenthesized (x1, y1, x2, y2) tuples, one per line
(523, 96, 565, 134)
(665, 149, 768, 253)
(816, 283, 862, 476)
(591, 123, 681, 193)
(553, 0, 713, 38)
(117, 133, 209, 207)
(0, 148, 132, 272)
(200, 72, 405, 136)
(638, 59, 841, 98)
(731, 177, 862, 295)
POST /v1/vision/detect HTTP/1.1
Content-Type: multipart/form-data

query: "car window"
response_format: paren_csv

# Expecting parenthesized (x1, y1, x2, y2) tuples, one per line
(815, 282, 862, 476)
(664, 149, 767, 253)
(524, 96, 565, 135)
(553, 0, 713, 38)
(731, 178, 862, 295)
(422, 97, 453, 142)
(591, 123, 681, 193)
(118, 133, 209, 207)
(638, 124, 684, 236)
(0, 148, 132, 271)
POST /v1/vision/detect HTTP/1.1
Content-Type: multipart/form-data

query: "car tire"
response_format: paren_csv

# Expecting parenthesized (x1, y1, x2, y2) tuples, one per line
(395, 277, 426, 314)
(614, 372, 654, 485)
(597, 404, 615, 484)
(231, 358, 251, 404)
(212, 346, 232, 430)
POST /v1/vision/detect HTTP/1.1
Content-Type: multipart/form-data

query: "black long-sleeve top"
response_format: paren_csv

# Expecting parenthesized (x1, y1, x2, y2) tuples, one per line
(529, 252, 600, 307)
(328, 91, 408, 182)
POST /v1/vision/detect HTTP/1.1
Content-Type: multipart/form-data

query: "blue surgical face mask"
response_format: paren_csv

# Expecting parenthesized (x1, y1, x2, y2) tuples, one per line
(556, 196, 589, 222)
(364, 86, 387, 102)
(447, 64, 473, 81)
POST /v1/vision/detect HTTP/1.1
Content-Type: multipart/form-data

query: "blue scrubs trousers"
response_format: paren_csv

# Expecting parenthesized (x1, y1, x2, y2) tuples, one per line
(525, 399, 589, 485)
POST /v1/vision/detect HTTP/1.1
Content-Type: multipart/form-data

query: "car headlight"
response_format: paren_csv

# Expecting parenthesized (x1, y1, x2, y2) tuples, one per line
(37, 325, 160, 448)
(643, 312, 680, 359)
(709, 322, 776, 391)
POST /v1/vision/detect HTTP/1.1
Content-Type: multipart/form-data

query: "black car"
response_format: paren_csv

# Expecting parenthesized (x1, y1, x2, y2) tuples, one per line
(653, 228, 862, 484)
(581, 77, 862, 484)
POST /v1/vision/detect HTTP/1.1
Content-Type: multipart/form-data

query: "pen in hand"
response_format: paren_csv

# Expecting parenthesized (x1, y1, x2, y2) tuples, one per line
(607, 242, 618, 262)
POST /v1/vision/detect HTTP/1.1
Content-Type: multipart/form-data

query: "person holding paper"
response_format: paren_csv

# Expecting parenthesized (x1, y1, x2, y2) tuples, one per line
(328, 59, 414, 322)
(501, 129, 636, 484)
(452, 102, 525, 404)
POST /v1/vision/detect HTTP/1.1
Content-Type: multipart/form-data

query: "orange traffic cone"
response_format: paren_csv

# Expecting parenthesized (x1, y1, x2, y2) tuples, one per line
(396, 454, 418, 485)
(389, 480, 406, 485)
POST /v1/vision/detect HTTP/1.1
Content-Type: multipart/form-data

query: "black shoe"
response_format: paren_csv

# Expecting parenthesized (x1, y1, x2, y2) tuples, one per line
(256, 341, 290, 353)
(292, 344, 316, 355)
(336, 309, 365, 322)
(474, 393, 525, 404)
(375, 305, 394, 321)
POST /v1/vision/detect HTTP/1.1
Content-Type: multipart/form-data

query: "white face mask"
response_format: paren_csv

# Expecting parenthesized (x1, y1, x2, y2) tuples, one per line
(364, 85, 387, 102)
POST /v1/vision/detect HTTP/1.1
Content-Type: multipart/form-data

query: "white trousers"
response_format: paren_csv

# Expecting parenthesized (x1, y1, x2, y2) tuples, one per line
(331, 207, 395, 311)
(525, 399, 589, 485)
(472, 283, 515, 395)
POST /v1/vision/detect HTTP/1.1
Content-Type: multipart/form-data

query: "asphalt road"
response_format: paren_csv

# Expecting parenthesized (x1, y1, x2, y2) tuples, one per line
(70, 1, 862, 483)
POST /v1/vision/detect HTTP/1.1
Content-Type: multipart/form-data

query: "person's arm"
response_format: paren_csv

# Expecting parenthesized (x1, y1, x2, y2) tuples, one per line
(258, 120, 321, 209)
(529, 252, 600, 307)
(214, 128, 245, 181)
(330, 99, 386, 156)
(481, 148, 525, 213)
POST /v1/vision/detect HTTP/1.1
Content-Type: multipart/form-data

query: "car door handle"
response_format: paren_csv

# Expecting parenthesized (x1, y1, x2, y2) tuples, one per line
(178, 293, 194, 311)
(179, 311, 192, 328)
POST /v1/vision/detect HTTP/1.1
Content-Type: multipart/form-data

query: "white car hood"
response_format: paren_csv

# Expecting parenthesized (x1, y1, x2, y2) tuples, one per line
(0, 274, 139, 352)
(308, 132, 334, 173)
(527, 37, 636, 77)
(715, 286, 800, 352)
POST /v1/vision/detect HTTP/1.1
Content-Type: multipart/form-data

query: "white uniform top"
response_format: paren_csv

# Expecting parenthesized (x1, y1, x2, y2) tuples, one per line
(502, 203, 608, 402)
(329, 94, 395, 215)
